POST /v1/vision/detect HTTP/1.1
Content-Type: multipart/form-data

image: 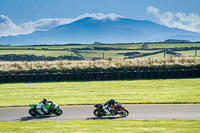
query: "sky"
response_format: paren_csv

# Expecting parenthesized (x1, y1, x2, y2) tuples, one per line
(0, 0, 200, 37)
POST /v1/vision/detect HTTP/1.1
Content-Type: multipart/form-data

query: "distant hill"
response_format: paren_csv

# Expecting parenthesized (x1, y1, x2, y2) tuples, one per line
(164, 39, 191, 43)
(0, 17, 200, 45)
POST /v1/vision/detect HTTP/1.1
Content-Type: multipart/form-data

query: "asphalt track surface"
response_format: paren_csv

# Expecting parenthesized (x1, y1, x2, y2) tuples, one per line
(0, 104, 200, 122)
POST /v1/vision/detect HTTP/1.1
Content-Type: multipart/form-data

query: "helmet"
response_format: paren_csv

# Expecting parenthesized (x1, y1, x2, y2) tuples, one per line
(109, 99, 115, 105)
(42, 98, 47, 104)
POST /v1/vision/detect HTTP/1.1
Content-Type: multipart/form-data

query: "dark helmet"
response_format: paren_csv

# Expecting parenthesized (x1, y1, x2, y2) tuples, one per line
(109, 99, 115, 105)
(42, 98, 48, 104)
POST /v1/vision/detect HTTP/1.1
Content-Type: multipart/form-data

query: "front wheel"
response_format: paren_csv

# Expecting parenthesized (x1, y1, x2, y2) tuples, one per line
(119, 110, 129, 117)
(29, 109, 37, 116)
(93, 109, 102, 117)
(55, 109, 63, 116)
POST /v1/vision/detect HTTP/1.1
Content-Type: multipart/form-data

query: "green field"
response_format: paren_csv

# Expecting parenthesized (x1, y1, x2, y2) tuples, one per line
(140, 52, 172, 59)
(148, 43, 200, 49)
(1, 43, 199, 49)
(0, 120, 199, 133)
(79, 50, 159, 59)
(0, 79, 199, 107)
(0, 49, 198, 59)
(97, 43, 200, 49)
(0, 50, 75, 57)
(0, 45, 88, 50)
(0, 43, 199, 60)
(95, 44, 143, 49)
(176, 50, 200, 57)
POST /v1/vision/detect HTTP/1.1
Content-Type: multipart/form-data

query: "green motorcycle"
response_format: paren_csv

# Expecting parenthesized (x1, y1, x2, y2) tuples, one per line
(29, 103, 63, 116)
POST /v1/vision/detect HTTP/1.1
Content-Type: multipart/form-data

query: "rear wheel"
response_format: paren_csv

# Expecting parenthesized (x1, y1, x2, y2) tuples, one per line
(55, 109, 63, 116)
(119, 110, 129, 117)
(93, 109, 102, 117)
(29, 109, 37, 116)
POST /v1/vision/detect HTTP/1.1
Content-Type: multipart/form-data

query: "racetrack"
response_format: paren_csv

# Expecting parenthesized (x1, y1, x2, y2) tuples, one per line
(0, 104, 200, 122)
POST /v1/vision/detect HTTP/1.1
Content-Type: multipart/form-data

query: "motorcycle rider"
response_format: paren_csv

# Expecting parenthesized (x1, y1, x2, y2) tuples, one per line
(103, 99, 116, 116)
(36, 98, 52, 115)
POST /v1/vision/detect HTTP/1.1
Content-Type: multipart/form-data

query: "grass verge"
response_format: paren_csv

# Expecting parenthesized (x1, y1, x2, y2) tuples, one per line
(0, 120, 200, 133)
(0, 79, 200, 106)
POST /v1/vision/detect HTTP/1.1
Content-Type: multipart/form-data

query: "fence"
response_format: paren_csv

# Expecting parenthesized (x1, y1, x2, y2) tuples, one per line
(0, 68, 200, 83)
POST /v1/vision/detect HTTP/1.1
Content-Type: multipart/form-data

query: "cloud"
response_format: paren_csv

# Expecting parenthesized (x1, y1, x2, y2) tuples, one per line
(0, 15, 23, 37)
(20, 18, 70, 32)
(147, 6, 200, 33)
(0, 15, 70, 37)
(147, 6, 159, 15)
(77, 13, 124, 21)
(0, 13, 124, 37)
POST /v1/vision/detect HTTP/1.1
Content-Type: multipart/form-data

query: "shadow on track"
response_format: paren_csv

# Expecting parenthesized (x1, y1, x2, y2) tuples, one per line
(20, 115, 56, 121)
(86, 116, 123, 120)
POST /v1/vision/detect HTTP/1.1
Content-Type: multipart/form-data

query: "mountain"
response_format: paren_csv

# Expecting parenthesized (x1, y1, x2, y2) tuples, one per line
(0, 17, 200, 45)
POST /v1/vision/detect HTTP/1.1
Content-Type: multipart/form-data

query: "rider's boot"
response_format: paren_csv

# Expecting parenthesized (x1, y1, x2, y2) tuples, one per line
(106, 112, 111, 116)
(104, 108, 111, 116)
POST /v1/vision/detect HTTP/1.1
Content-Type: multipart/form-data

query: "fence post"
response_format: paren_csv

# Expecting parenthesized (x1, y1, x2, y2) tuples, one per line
(164, 51, 166, 58)
(195, 49, 197, 56)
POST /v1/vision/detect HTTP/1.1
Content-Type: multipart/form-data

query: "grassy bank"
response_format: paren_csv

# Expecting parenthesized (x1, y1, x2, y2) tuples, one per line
(0, 120, 200, 133)
(1, 57, 200, 73)
(0, 79, 199, 106)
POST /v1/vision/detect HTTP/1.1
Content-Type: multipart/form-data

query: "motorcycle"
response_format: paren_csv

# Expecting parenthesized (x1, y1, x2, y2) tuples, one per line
(93, 102, 129, 117)
(28, 102, 63, 116)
